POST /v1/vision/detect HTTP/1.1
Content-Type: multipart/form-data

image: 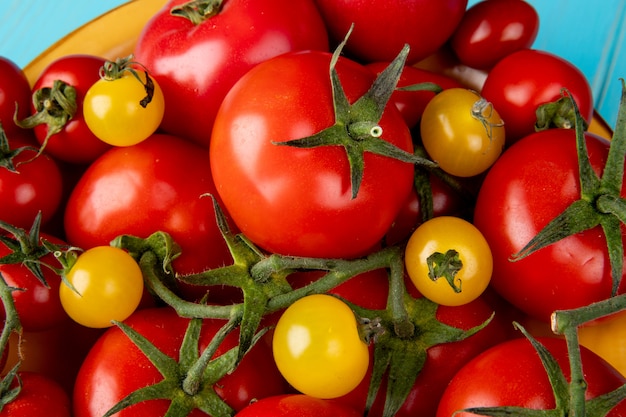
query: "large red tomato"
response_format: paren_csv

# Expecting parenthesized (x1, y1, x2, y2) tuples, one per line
(473, 128, 626, 322)
(133, 0, 329, 147)
(210, 50, 416, 259)
(313, 0, 468, 64)
(63, 133, 232, 276)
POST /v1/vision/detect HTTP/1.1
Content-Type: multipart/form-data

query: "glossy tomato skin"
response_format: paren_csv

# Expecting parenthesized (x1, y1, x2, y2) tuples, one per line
(29, 54, 111, 164)
(73, 307, 288, 417)
(63, 133, 232, 277)
(234, 394, 362, 417)
(436, 336, 626, 416)
(210, 51, 415, 259)
(450, 0, 539, 70)
(134, 0, 329, 147)
(0, 56, 31, 136)
(0, 372, 72, 417)
(0, 139, 64, 230)
(481, 49, 594, 144)
(313, 0, 468, 64)
(473, 128, 626, 322)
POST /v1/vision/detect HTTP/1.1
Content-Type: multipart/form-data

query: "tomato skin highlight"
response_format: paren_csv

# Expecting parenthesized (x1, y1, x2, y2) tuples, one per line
(210, 50, 415, 259)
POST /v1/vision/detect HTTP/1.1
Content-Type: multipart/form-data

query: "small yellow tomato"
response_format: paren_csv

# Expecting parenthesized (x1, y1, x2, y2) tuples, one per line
(60, 246, 144, 328)
(420, 88, 505, 177)
(404, 216, 493, 306)
(272, 294, 369, 399)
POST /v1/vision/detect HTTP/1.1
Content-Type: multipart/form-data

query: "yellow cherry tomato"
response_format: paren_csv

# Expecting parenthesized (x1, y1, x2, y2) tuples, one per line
(83, 70, 164, 146)
(272, 294, 369, 399)
(420, 88, 505, 177)
(60, 246, 144, 328)
(404, 216, 493, 306)
(578, 310, 626, 377)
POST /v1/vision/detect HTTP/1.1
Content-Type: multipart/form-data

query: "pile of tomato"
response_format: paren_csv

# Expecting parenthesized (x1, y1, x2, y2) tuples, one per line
(1, 0, 626, 416)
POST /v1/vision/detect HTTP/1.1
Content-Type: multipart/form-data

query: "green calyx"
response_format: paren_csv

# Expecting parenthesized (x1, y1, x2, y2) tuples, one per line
(100, 54, 156, 108)
(170, 0, 224, 25)
(427, 249, 463, 293)
(273, 27, 436, 199)
(511, 82, 626, 296)
(0, 123, 38, 172)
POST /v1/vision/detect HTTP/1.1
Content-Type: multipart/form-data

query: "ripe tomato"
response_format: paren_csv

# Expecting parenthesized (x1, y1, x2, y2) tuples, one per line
(63, 133, 232, 277)
(435, 336, 626, 416)
(272, 294, 369, 399)
(481, 49, 594, 144)
(313, 0, 468, 64)
(22, 54, 112, 163)
(73, 307, 288, 417)
(134, 0, 329, 147)
(0, 371, 71, 417)
(450, 0, 539, 70)
(473, 128, 626, 322)
(210, 50, 415, 259)
(0, 56, 31, 136)
(83, 69, 164, 146)
(0, 137, 63, 230)
(405, 216, 493, 306)
(235, 394, 361, 417)
(59, 246, 144, 328)
(420, 87, 505, 177)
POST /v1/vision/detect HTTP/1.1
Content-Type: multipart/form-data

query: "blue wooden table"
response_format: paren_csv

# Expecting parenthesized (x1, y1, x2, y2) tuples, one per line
(0, 0, 624, 128)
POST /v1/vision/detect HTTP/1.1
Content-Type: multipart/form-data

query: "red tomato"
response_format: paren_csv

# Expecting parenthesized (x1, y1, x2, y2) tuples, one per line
(313, 0, 468, 64)
(473, 129, 626, 322)
(73, 307, 288, 417)
(24, 54, 112, 164)
(436, 336, 626, 416)
(0, 232, 69, 332)
(210, 50, 415, 259)
(63, 133, 232, 277)
(0, 371, 71, 417)
(366, 63, 464, 129)
(0, 138, 64, 229)
(235, 394, 362, 417)
(450, 0, 539, 70)
(0, 57, 31, 136)
(134, 0, 329, 147)
(481, 49, 594, 144)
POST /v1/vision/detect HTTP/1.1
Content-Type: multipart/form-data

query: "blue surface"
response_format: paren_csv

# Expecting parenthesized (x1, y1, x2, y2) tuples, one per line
(0, 0, 624, 127)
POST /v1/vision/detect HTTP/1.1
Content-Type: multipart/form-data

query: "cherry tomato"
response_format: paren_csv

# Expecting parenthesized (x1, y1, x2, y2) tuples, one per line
(420, 88, 505, 177)
(0, 371, 71, 417)
(578, 309, 626, 377)
(235, 394, 361, 417)
(481, 49, 594, 144)
(313, 0, 468, 64)
(0, 57, 31, 136)
(272, 294, 369, 399)
(83, 70, 164, 146)
(405, 216, 493, 306)
(436, 336, 626, 416)
(450, 0, 540, 70)
(59, 246, 144, 328)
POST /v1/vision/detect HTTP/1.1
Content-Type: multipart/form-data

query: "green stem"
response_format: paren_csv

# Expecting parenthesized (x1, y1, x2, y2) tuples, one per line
(0, 273, 22, 362)
(388, 250, 414, 338)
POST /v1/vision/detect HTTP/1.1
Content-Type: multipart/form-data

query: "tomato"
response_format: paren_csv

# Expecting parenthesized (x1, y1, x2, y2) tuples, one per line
(313, 0, 468, 64)
(420, 87, 505, 177)
(366, 62, 464, 129)
(0, 137, 64, 230)
(0, 57, 31, 136)
(63, 133, 232, 278)
(134, 0, 329, 147)
(83, 69, 164, 146)
(404, 216, 492, 306)
(0, 371, 71, 417)
(436, 336, 626, 416)
(473, 128, 626, 322)
(21, 54, 112, 164)
(210, 50, 415, 259)
(235, 394, 361, 417)
(450, 0, 540, 70)
(578, 309, 626, 377)
(59, 246, 144, 329)
(272, 294, 369, 399)
(73, 307, 288, 417)
(481, 49, 594, 144)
